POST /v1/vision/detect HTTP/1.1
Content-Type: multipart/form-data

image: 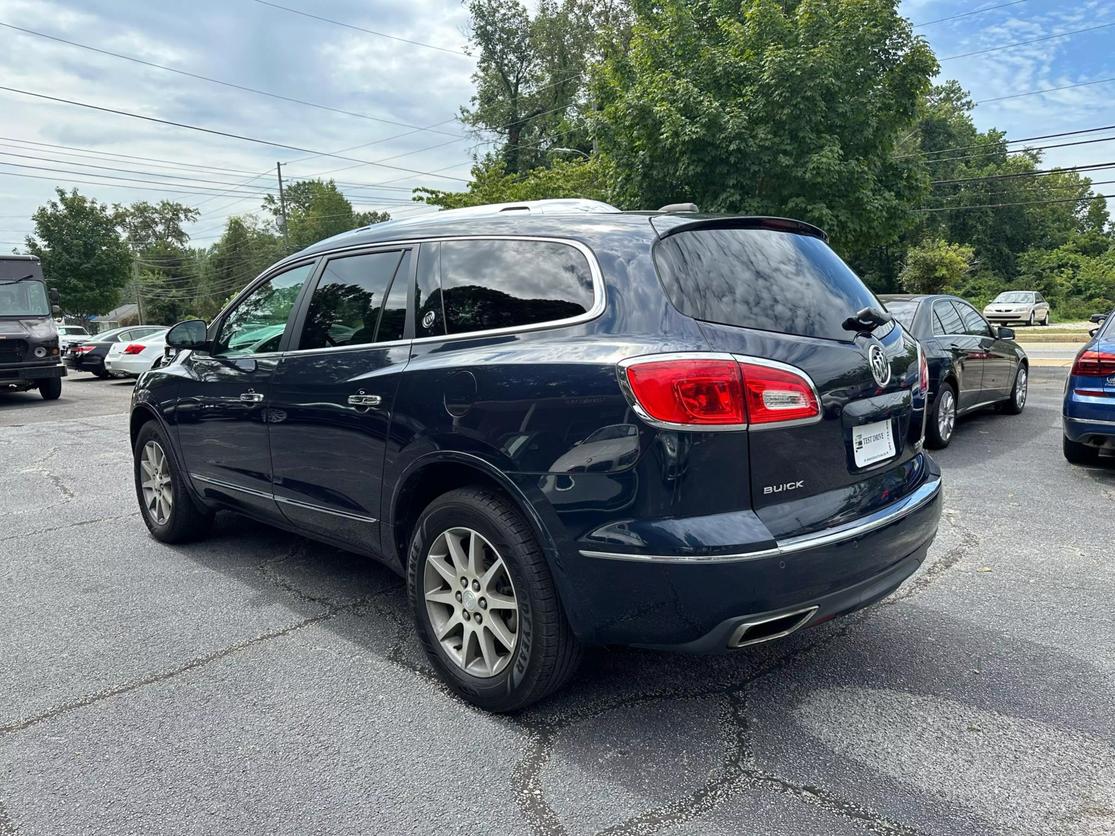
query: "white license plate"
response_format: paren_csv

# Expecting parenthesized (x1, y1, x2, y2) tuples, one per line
(852, 420, 896, 468)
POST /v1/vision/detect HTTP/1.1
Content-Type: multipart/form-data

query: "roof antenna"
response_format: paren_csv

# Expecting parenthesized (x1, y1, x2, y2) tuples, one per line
(658, 202, 699, 213)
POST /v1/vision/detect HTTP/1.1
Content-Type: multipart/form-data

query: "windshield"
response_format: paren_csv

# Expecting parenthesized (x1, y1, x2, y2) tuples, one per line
(0, 279, 49, 317)
(60, 326, 89, 335)
(994, 292, 1033, 304)
(884, 300, 919, 329)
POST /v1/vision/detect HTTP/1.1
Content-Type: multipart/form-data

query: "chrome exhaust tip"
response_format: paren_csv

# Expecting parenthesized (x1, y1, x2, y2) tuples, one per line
(727, 606, 819, 649)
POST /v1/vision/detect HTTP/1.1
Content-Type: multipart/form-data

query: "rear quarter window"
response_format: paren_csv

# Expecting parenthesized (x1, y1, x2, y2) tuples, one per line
(654, 228, 880, 342)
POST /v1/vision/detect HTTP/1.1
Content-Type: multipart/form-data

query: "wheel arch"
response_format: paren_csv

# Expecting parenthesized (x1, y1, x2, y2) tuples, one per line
(129, 404, 208, 509)
(387, 452, 559, 574)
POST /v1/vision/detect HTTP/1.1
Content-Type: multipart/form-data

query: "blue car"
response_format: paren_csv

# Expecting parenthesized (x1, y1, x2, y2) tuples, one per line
(1063, 311, 1115, 464)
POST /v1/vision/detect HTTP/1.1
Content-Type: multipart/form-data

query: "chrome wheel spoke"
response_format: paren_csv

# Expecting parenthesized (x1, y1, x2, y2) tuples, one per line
(423, 526, 519, 678)
(140, 440, 173, 525)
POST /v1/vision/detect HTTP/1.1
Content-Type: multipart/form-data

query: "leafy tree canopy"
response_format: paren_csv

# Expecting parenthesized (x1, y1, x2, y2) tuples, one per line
(414, 156, 613, 209)
(899, 238, 974, 294)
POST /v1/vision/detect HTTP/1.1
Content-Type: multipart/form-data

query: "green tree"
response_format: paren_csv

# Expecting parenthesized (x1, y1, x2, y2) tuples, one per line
(592, 0, 937, 259)
(25, 189, 131, 318)
(899, 238, 974, 294)
(263, 180, 389, 251)
(414, 156, 613, 208)
(116, 200, 200, 250)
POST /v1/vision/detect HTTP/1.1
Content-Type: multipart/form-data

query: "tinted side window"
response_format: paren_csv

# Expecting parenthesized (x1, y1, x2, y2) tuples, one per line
(957, 302, 992, 337)
(439, 240, 594, 335)
(934, 301, 964, 335)
(298, 250, 407, 350)
(215, 262, 314, 356)
(655, 229, 879, 342)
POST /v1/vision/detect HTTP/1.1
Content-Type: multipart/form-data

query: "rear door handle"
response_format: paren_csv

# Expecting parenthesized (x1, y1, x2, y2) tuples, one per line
(240, 391, 264, 403)
(347, 394, 382, 407)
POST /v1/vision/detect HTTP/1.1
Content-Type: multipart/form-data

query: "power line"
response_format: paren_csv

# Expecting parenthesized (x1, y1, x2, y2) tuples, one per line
(913, 0, 1031, 28)
(974, 75, 1115, 104)
(940, 20, 1115, 61)
(249, 0, 470, 57)
(0, 168, 273, 199)
(0, 136, 263, 177)
(932, 161, 1115, 185)
(0, 158, 276, 196)
(917, 133, 1115, 165)
(0, 85, 471, 182)
(918, 192, 1113, 212)
(0, 21, 466, 138)
(902, 123, 1115, 160)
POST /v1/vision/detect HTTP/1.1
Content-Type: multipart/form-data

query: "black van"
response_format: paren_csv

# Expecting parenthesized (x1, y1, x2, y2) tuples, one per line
(0, 255, 65, 400)
(130, 200, 942, 711)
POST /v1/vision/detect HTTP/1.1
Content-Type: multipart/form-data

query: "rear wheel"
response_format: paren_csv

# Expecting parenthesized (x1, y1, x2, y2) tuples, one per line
(926, 383, 957, 449)
(1001, 365, 1028, 415)
(407, 487, 581, 712)
(1063, 435, 1100, 465)
(133, 421, 212, 543)
(93, 368, 109, 380)
(38, 377, 62, 400)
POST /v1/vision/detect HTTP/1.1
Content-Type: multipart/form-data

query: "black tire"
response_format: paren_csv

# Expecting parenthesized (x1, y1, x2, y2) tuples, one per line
(1041, 312, 1051, 326)
(1000, 364, 1028, 415)
(1028, 311, 1035, 326)
(133, 421, 213, 543)
(926, 382, 957, 449)
(93, 368, 109, 379)
(407, 487, 581, 712)
(1063, 435, 1100, 465)
(38, 377, 62, 400)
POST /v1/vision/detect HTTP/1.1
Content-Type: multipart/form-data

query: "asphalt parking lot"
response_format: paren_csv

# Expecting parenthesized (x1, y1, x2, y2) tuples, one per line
(1, 368, 1112, 836)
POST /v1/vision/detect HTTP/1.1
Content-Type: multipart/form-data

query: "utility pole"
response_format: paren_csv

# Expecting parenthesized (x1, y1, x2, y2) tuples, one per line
(133, 258, 145, 325)
(276, 161, 290, 247)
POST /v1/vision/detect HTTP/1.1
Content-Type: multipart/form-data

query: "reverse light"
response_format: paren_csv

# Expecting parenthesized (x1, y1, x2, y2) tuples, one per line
(123, 343, 146, 355)
(620, 354, 820, 428)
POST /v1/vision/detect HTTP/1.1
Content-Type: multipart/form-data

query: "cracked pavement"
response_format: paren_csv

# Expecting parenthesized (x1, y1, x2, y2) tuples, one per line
(1, 369, 1113, 835)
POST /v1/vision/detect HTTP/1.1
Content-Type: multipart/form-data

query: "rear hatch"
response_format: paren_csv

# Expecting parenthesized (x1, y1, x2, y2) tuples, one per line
(652, 219, 928, 540)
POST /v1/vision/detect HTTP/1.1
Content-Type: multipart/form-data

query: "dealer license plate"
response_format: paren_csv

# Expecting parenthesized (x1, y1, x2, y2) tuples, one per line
(852, 420, 896, 468)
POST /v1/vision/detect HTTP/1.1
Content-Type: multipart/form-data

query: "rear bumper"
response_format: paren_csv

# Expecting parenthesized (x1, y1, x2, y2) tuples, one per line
(554, 457, 942, 649)
(104, 355, 148, 377)
(1063, 414, 1115, 443)
(64, 354, 103, 373)
(0, 362, 66, 382)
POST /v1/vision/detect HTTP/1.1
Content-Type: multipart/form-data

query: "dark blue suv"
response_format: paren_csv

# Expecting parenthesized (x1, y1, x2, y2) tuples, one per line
(130, 200, 942, 711)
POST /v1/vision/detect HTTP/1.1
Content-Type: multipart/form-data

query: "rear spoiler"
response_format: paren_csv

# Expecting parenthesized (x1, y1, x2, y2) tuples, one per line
(650, 215, 828, 243)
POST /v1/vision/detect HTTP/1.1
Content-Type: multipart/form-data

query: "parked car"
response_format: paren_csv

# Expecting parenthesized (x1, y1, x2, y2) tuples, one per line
(1062, 310, 1115, 464)
(104, 329, 169, 378)
(983, 291, 1051, 326)
(130, 199, 942, 711)
(56, 324, 91, 351)
(881, 294, 1029, 448)
(0, 254, 66, 400)
(64, 326, 166, 378)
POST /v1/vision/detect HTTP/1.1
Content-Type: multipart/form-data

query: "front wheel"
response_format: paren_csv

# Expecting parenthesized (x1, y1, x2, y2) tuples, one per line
(38, 377, 62, 400)
(1028, 311, 1035, 326)
(408, 487, 581, 712)
(1001, 365, 1028, 415)
(133, 421, 213, 543)
(926, 383, 957, 449)
(1041, 312, 1051, 326)
(1063, 435, 1099, 465)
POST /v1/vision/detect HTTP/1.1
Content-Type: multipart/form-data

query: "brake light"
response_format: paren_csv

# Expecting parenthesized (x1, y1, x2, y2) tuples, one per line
(123, 343, 146, 355)
(621, 355, 819, 427)
(1072, 350, 1115, 377)
(72, 345, 94, 354)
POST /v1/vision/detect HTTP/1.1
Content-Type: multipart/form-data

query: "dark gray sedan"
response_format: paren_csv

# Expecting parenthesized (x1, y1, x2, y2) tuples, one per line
(881, 294, 1030, 448)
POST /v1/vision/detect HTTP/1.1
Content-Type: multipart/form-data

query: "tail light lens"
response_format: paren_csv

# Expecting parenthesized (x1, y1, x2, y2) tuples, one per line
(1072, 350, 1115, 377)
(123, 343, 146, 355)
(621, 355, 819, 428)
(72, 345, 94, 354)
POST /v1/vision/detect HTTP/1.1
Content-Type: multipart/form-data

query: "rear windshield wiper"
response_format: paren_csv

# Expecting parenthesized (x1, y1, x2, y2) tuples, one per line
(842, 306, 893, 333)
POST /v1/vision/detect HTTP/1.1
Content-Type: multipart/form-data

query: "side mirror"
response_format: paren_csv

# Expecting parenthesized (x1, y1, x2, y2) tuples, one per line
(997, 326, 1015, 340)
(1090, 328, 1099, 338)
(1090, 313, 1108, 324)
(51, 304, 61, 317)
(49, 287, 60, 304)
(166, 319, 209, 352)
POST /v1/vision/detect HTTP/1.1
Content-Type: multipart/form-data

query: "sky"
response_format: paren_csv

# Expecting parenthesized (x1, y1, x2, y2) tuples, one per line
(0, 0, 1113, 253)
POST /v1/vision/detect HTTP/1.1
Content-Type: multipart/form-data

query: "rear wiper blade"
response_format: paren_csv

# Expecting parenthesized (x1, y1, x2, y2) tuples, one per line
(842, 306, 893, 333)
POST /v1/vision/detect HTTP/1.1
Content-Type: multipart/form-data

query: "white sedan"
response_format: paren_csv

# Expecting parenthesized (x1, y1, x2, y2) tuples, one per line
(104, 329, 169, 378)
(56, 324, 92, 350)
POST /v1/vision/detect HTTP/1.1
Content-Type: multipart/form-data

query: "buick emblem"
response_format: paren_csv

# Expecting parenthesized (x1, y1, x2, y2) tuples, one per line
(868, 344, 891, 387)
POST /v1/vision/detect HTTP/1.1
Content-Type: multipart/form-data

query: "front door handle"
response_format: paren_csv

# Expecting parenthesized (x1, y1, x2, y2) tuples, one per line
(347, 394, 382, 407)
(240, 391, 264, 403)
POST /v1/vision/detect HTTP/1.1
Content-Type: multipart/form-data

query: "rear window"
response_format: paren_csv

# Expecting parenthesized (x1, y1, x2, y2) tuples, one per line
(884, 300, 919, 329)
(654, 228, 880, 342)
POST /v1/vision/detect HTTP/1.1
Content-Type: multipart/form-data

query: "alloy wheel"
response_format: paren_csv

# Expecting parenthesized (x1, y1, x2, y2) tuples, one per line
(140, 440, 173, 525)
(423, 527, 520, 678)
(938, 389, 956, 442)
(1015, 367, 1028, 409)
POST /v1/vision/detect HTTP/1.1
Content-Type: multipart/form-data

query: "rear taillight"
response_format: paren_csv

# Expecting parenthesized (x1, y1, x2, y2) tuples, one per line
(72, 345, 94, 354)
(620, 354, 819, 428)
(123, 343, 146, 355)
(1072, 350, 1115, 377)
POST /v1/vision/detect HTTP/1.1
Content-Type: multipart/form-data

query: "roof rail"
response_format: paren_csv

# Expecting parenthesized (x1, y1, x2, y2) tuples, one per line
(371, 199, 621, 232)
